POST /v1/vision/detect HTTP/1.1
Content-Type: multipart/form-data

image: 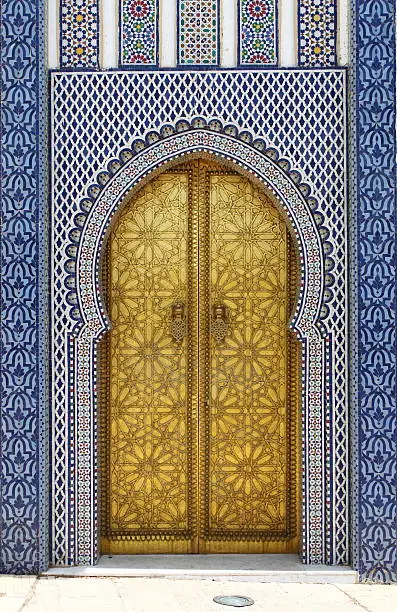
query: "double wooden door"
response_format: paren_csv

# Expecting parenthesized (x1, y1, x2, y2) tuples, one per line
(100, 160, 300, 554)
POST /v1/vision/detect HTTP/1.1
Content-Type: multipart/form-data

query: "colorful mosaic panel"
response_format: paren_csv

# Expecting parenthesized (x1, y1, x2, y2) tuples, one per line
(178, 0, 218, 65)
(238, 0, 278, 65)
(298, 1, 336, 67)
(60, 0, 99, 67)
(120, 0, 158, 66)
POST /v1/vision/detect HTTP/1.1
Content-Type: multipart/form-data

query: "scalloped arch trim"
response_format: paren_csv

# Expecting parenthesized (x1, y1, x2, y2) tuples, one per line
(65, 119, 334, 337)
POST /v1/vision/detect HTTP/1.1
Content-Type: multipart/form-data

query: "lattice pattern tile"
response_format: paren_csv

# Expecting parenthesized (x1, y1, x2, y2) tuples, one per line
(298, 1, 336, 67)
(178, 0, 219, 65)
(50, 70, 348, 566)
(60, 0, 99, 67)
(238, 0, 278, 65)
(120, 0, 158, 65)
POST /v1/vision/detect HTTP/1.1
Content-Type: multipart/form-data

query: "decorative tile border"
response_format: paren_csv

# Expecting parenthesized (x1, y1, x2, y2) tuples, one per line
(298, 1, 337, 67)
(178, 0, 219, 65)
(60, 0, 99, 68)
(1, 0, 48, 572)
(120, 0, 158, 66)
(238, 0, 278, 66)
(50, 70, 348, 566)
(350, 0, 397, 583)
(68, 128, 326, 565)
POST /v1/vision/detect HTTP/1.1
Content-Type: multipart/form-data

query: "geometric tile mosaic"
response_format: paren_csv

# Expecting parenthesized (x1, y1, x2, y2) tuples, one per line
(238, 0, 278, 66)
(50, 69, 348, 566)
(178, 0, 219, 65)
(298, 1, 337, 67)
(60, 0, 99, 67)
(120, 0, 158, 66)
(350, 0, 397, 584)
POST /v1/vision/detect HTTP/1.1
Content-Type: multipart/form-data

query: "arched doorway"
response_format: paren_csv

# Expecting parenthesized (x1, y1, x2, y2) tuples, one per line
(99, 158, 300, 554)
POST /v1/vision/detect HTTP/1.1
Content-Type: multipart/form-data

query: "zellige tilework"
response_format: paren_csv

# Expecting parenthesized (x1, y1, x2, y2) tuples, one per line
(120, 0, 158, 66)
(1, 0, 397, 584)
(50, 70, 348, 567)
(298, 1, 336, 66)
(1, 0, 48, 573)
(178, 0, 219, 65)
(60, 0, 99, 67)
(238, 0, 278, 65)
(350, 0, 397, 583)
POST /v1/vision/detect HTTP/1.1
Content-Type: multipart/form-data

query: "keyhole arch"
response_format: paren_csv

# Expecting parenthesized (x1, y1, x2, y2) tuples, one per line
(97, 150, 304, 338)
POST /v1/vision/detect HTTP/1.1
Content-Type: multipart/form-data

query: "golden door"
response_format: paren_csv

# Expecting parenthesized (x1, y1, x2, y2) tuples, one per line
(100, 160, 300, 554)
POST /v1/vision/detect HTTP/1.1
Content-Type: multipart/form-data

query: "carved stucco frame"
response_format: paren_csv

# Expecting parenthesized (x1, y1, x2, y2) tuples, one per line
(65, 128, 332, 564)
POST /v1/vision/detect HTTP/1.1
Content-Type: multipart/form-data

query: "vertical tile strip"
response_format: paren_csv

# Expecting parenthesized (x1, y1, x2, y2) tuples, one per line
(298, 1, 336, 67)
(120, 0, 158, 66)
(60, 0, 99, 68)
(238, 0, 278, 66)
(351, 0, 397, 583)
(178, 0, 219, 65)
(1, 0, 48, 572)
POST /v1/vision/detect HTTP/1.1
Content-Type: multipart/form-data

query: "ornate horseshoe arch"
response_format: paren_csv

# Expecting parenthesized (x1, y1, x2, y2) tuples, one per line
(59, 121, 342, 566)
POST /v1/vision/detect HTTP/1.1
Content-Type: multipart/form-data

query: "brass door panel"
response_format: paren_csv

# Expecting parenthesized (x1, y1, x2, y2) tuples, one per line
(100, 160, 300, 555)
(198, 167, 299, 553)
(101, 171, 199, 553)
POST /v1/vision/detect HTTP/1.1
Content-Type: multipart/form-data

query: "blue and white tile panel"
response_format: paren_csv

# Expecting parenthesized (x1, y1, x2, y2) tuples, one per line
(350, 0, 397, 583)
(1, 0, 49, 573)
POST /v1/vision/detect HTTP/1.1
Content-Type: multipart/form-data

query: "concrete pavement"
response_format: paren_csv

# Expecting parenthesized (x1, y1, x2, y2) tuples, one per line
(0, 576, 396, 612)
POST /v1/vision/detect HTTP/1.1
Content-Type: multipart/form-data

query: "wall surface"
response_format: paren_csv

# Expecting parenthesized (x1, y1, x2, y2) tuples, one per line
(49, 69, 348, 568)
(1, 0, 396, 581)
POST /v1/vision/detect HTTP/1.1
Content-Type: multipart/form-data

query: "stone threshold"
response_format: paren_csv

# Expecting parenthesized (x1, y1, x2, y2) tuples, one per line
(44, 554, 358, 583)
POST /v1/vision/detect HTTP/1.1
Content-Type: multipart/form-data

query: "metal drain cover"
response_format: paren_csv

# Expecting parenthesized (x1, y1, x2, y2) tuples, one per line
(213, 595, 254, 607)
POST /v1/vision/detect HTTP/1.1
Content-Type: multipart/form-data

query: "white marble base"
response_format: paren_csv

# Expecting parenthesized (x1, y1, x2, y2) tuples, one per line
(44, 555, 358, 583)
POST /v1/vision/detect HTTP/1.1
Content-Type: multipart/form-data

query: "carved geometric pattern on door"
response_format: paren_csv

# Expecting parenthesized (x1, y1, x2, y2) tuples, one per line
(100, 161, 299, 554)
(202, 173, 299, 545)
(101, 171, 197, 545)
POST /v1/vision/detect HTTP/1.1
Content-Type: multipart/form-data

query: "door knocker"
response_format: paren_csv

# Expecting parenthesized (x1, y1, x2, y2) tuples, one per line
(211, 303, 228, 343)
(170, 302, 186, 343)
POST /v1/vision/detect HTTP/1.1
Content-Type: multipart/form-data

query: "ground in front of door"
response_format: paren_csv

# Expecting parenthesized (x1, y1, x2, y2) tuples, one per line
(1, 576, 395, 612)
